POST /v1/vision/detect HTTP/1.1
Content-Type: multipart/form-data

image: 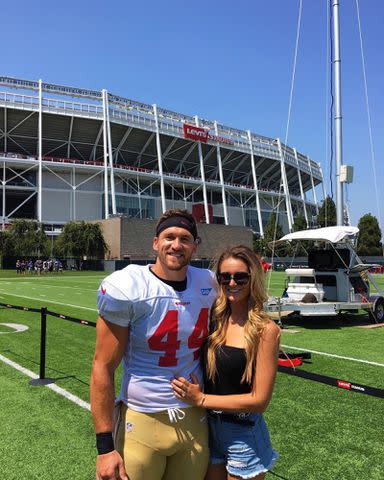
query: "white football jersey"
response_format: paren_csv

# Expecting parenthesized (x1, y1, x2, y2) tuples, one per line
(98, 264, 217, 413)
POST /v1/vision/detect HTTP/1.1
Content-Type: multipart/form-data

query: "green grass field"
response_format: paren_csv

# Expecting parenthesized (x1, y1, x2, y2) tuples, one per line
(0, 270, 383, 479)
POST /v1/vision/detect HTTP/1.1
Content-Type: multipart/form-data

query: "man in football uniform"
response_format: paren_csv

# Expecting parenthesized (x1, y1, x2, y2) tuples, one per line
(90, 209, 216, 480)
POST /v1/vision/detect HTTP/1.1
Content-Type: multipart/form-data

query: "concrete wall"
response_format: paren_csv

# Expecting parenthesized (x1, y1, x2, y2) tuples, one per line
(99, 217, 253, 260)
(98, 217, 121, 259)
(196, 223, 253, 260)
(120, 218, 156, 259)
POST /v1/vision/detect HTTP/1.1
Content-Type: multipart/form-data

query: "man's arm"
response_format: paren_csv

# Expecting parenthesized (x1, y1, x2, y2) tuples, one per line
(90, 315, 129, 432)
(90, 316, 130, 480)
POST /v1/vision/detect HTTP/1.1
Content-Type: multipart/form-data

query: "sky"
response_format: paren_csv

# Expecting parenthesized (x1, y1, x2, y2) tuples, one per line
(1, 0, 383, 228)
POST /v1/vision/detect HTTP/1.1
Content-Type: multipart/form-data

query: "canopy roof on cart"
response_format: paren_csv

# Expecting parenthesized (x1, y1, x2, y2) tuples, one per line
(271, 226, 359, 246)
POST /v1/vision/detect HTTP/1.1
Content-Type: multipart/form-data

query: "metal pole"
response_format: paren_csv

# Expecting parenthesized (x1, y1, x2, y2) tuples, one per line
(293, 148, 309, 226)
(195, 116, 210, 224)
(29, 307, 54, 386)
(247, 130, 264, 236)
(2, 162, 5, 231)
(67, 116, 73, 158)
(277, 297, 283, 328)
(183, 183, 187, 210)
(307, 156, 319, 215)
(4, 107, 7, 153)
(153, 104, 166, 213)
(37, 79, 43, 222)
(39, 307, 47, 379)
(102, 90, 109, 219)
(72, 166, 76, 221)
(332, 0, 344, 225)
(277, 139, 293, 232)
(137, 176, 142, 219)
(105, 91, 117, 215)
(240, 191, 246, 227)
(214, 121, 228, 225)
(319, 165, 327, 205)
(2, 111, 6, 238)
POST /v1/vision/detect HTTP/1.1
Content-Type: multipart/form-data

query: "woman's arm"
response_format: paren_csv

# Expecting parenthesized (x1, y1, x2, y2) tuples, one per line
(172, 320, 280, 413)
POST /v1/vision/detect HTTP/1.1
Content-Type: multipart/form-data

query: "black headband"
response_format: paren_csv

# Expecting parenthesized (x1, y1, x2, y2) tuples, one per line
(156, 216, 198, 240)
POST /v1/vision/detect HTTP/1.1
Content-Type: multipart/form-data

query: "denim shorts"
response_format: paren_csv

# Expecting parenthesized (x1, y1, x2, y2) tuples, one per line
(208, 412, 278, 479)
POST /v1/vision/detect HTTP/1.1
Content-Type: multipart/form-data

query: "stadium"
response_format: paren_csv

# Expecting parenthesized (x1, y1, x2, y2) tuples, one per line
(0, 76, 324, 244)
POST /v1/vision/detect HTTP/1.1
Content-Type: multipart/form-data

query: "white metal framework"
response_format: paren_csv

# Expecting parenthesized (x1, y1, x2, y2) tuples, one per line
(0, 76, 323, 234)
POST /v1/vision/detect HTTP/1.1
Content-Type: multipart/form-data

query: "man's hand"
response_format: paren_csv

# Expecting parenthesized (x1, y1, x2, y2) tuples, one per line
(96, 450, 129, 480)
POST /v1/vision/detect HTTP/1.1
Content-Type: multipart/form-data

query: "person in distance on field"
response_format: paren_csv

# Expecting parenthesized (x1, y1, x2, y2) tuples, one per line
(172, 245, 280, 480)
(90, 208, 217, 480)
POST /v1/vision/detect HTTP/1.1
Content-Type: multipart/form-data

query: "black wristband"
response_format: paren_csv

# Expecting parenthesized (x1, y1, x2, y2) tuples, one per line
(96, 432, 114, 455)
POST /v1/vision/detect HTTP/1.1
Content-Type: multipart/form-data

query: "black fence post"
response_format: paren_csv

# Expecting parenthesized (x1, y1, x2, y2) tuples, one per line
(29, 307, 55, 386)
(39, 307, 47, 379)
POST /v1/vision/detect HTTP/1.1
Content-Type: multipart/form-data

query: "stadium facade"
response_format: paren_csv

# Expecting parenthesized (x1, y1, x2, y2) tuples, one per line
(0, 77, 324, 236)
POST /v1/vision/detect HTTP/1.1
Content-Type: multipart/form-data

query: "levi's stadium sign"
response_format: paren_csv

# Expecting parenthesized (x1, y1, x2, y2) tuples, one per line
(183, 124, 234, 145)
(183, 124, 209, 142)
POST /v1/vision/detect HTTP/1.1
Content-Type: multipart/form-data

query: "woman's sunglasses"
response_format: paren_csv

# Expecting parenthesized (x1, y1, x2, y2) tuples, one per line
(217, 272, 251, 286)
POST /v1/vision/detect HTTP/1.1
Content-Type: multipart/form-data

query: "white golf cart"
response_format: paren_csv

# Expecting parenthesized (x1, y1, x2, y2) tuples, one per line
(266, 226, 384, 322)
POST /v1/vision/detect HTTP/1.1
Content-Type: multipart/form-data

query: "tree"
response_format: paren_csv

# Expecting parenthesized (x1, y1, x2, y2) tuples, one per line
(82, 222, 109, 259)
(317, 196, 337, 228)
(54, 222, 81, 258)
(253, 213, 283, 256)
(0, 230, 8, 257)
(263, 212, 289, 257)
(292, 214, 307, 232)
(55, 221, 108, 259)
(291, 214, 310, 256)
(357, 214, 383, 256)
(253, 233, 267, 256)
(5, 219, 49, 257)
(263, 212, 284, 244)
(0, 230, 9, 267)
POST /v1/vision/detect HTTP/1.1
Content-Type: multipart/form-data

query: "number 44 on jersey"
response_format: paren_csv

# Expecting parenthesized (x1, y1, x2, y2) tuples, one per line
(148, 308, 209, 366)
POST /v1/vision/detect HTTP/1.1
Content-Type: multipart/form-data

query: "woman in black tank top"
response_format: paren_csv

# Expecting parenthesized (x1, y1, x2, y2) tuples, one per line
(172, 245, 280, 480)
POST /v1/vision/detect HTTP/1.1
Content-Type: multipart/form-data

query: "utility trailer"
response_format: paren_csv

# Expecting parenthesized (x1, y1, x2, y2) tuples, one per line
(266, 226, 384, 322)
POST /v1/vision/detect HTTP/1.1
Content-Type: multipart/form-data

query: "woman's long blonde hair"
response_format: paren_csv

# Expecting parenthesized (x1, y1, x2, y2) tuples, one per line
(206, 245, 270, 386)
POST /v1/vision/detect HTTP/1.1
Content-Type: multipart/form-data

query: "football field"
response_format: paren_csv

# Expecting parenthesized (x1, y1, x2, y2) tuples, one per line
(0, 270, 383, 480)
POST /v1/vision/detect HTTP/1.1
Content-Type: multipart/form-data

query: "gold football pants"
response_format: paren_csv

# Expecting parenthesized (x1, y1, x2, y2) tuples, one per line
(115, 404, 209, 480)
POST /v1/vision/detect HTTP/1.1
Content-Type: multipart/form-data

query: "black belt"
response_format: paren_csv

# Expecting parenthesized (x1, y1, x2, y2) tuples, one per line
(208, 411, 255, 426)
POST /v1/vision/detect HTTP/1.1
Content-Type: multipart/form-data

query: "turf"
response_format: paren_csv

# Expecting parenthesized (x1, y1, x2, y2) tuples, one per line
(0, 362, 95, 480)
(0, 269, 383, 479)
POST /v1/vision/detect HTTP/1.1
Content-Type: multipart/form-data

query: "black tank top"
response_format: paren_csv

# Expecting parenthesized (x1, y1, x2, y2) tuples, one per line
(203, 344, 252, 395)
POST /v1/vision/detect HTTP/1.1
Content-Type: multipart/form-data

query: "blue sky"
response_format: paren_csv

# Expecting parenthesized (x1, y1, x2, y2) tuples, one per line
(2, 0, 383, 227)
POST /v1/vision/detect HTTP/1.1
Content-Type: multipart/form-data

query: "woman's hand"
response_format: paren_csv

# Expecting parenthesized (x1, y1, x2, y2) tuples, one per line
(171, 374, 204, 406)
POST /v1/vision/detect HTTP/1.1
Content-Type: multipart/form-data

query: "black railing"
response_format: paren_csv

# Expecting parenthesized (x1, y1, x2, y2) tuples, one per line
(1, 301, 382, 398)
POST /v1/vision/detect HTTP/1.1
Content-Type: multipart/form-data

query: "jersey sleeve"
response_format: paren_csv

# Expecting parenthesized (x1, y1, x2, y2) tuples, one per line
(206, 268, 219, 294)
(97, 278, 133, 327)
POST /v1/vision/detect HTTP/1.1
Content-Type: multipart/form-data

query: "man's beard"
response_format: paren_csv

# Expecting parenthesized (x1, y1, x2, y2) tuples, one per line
(162, 253, 190, 271)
